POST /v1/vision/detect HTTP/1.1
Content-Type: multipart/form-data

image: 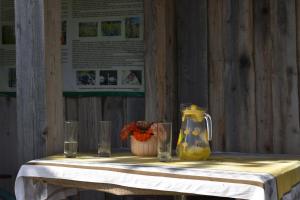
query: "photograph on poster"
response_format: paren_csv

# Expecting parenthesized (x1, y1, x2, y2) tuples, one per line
(8, 68, 16, 88)
(76, 70, 96, 86)
(2, 25, 15, 44)
(99, 70, 117, 85)
(79, 22, 98, 37)
(61, 20, 67, 45)
(101, 21, 122, 36)
(121, 70, 142, 85)
(125, 17, 140, 38)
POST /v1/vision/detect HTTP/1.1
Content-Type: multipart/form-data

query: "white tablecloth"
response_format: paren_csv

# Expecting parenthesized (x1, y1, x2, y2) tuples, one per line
(15, 153, 300, 200)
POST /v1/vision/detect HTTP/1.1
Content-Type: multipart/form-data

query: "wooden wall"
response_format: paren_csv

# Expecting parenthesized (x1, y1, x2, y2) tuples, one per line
(207, 0, 300, 154)
(2, 0, 300, 198)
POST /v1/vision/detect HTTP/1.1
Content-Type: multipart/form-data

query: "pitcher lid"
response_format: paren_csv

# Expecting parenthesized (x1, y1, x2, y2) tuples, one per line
(182, 104, 205, 122)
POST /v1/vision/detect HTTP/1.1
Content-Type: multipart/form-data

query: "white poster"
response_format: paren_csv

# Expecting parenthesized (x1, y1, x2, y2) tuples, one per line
(0, 0, 145, 96)
(0, 0, 16, 93)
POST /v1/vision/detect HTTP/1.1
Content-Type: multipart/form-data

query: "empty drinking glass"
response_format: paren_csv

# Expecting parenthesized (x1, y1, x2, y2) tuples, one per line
(156, 122, 172, 162)
(98, 121, 112, 157)
(64, 121, 79, 158)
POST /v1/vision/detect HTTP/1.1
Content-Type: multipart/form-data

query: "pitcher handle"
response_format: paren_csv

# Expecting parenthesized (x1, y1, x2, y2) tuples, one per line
(204, 113, 212, 141)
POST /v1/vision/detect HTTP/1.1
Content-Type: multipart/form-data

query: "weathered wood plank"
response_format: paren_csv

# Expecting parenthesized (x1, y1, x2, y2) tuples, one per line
(208, 0, 225, 151)
(44, 0, 64, 155)
(103, 97, 125, 149)
(144, 2, 176, 199)
(78, 97, 102, 152)
(15, 0, 63, 166)
(296, 0, 300, 153)
(237, 0, 256, 153)
(16, 0, 46, 163)
(222, 0, 256, 153)
(254, 0, 274, 153)
(65, 97, 79, 121)
(271, 0, 300, 153)
(144, 0, 177, 124)
(176, 0, 208, 108)
(125, 97, 145, 123)
(223, 0, 241, 152)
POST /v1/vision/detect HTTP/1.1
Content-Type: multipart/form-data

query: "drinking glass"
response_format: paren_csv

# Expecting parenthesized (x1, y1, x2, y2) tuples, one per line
(156, 122, 172, 162)
(64, 121, 78, 158)
(98, 121, 112, 157)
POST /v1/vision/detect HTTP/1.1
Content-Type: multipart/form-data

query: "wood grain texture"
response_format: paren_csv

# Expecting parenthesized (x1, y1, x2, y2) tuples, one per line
(297, 0, 300, 131)
(208, 0, 225, 151)
(65, 97, 79, 121)
(297, 0, 300, 145)
(125, 97, 145, 123)
(222, 0, 256, 153)
(103, 97, 125, 149)
(222, 0, 240, 152)
(271, 0, 300, 153)
(15, 0, 46, 164)
(254, 0, 274, 153)
(144, 0, 177, 123)
(78, 97, 102, 152)
(44, 0, 64, 155)
(237, 0, 256, 153)
(15, 0, 63, 166)
(176, 0, 208, 108)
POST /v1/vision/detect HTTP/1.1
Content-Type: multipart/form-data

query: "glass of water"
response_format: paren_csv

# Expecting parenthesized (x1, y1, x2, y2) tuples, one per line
(64, 121, 78, 158)
(156, 122, 172, 162)
(98, 121, 112, 157)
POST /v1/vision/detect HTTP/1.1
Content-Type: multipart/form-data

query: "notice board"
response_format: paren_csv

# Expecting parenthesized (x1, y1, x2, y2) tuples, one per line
(0, 0, 145, 96)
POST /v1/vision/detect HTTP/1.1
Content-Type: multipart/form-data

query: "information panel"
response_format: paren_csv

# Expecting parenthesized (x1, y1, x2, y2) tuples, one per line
(0, 0, 145, 96)
(0, 0, 15, 93)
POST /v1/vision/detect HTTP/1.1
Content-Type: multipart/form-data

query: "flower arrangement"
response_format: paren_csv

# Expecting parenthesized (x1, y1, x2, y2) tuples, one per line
(120, 121, 157, 156)
(120, 121, 154, 142)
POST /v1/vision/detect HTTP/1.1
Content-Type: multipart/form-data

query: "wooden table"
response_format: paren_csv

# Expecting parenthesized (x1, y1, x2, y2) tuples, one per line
(15, 153, 300, 200)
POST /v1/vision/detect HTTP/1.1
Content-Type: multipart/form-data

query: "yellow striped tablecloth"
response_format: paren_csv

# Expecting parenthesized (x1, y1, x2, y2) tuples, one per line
(15, 152, 300, 200)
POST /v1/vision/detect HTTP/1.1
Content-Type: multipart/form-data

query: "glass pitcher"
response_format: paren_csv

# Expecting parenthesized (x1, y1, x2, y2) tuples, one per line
(176, 104, 212, 160)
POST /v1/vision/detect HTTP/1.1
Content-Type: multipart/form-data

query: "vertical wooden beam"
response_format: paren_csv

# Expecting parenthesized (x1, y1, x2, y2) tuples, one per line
(208, 0, 225, 151)
(222, 0, 256, 153)
(15, 0, 63, 165)
(297, 0, 300, 144)
(144, 0, 177, 124)
(254, 0, 274, 153)
(176, 0, 208, 108)
(103, 97, 125, 149)
(222, 0, 240, 152)
(44, 0, 64, 156)
(65, 97, 79, 121)
(237, 0, 256, 153)
(271, 0, 300, 153)
(78, 97, 102, 152)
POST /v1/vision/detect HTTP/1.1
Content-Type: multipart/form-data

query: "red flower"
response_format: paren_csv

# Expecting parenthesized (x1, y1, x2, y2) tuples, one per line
(120, 121, 154, 142)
